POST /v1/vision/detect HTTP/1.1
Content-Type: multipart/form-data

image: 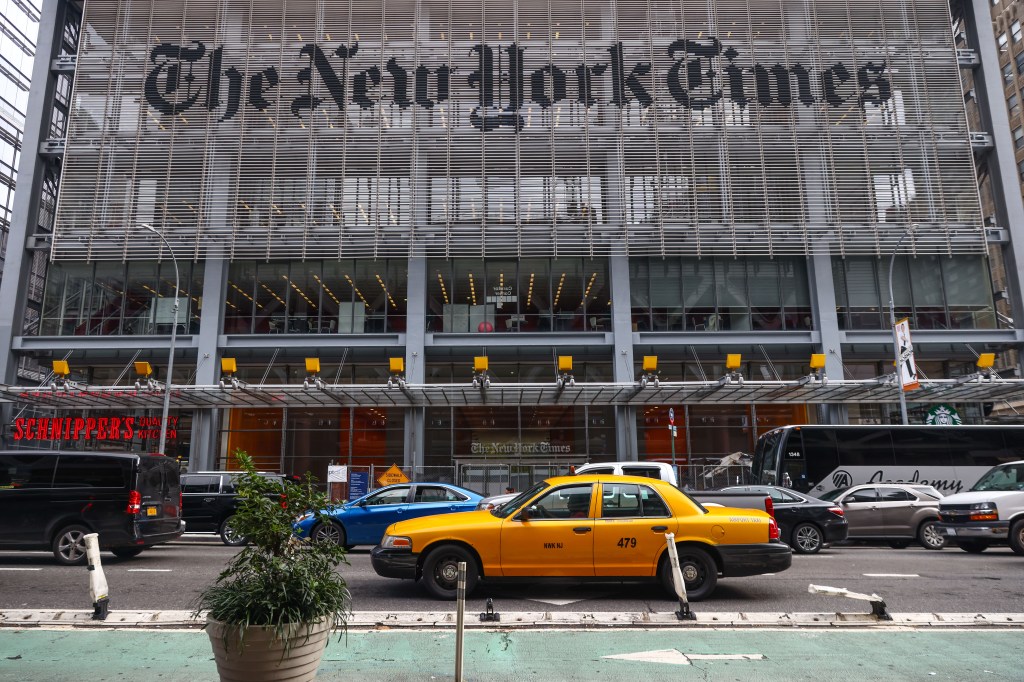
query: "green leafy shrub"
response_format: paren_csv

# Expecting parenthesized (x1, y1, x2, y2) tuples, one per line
(194, 451, 350, 648)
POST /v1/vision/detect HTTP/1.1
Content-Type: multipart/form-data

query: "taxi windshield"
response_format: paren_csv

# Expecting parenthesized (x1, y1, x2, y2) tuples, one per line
(493, 481, 549, 518)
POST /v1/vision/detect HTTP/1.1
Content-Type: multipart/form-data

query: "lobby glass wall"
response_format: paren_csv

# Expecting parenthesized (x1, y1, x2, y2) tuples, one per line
(224, 260, 408, 334)
(638, 404, 810, 463)
(630, 257, 811, 332)
(833, 255, 996, 330)
(39, 260, 201, 336)
(221, 406, 405, 480)
(424, 405, 616, 466)
(427, 258, 610, 333)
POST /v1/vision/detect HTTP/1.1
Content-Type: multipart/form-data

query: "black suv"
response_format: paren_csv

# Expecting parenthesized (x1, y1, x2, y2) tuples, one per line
(0, 450, 184, 564)
(181, 471, 288, 545)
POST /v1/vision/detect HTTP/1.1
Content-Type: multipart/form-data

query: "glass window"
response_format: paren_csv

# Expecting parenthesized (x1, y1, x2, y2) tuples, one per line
(998, 33, 1008, 50)
(365, 486, 410, 505)
(0, 454, 56, 489)
(182, 475, 221, 494)
(1003, 62, 1014, 82)
(890, 430, 954, 466)
(639, 485, 670, 516)
(1014, 126, 1024, 149)
(846, 488, 878, 503)
(414, 486, 465, 503)
(530, 484, 593, 519)
(1009, 94, 1020, 119)
(943, 257, 994, 329)
(1016, 51, 1024, 74)
(602, 482, 642, 517)
(53, 456, 129, 488)
(835, 429, 895, 467)
(1012, 20, 1022, 42)
(878, 487, 914, 502)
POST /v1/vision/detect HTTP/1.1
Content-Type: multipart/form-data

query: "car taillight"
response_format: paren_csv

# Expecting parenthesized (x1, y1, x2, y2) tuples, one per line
(179, 491, 183, 512)
(768, 517, 780, 540)
(827, 506, 844, 518)
(127, 490, 141, 514)
(764, 496, 775, 518)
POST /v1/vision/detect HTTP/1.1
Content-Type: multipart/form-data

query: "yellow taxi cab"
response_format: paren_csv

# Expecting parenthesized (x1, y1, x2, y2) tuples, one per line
(370, 474, 791, 600)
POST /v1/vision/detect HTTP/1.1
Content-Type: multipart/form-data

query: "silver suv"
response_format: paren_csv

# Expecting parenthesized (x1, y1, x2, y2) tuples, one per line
(819, 483, 945, 550)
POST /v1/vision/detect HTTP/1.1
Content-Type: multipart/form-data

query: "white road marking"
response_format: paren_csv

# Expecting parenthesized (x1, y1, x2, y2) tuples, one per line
(603, 650, 765, 665)
(126, 569, 172, 572)
(0, 567, 42, 571)
(528, 598, 589, 606)
(603, 649, 691, 665)
(863, 573, 919, 578)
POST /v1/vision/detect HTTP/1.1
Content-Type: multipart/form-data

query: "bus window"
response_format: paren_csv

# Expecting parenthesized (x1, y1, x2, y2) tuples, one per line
(753, 429, 783, 485)
(890, 429, 953, 467)
(800, 429, 839, 491)
(835, 428, 895, 467)
(945, 430, 1014, 467)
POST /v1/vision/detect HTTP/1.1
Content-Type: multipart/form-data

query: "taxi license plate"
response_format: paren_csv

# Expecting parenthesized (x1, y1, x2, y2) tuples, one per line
(146, 507, 158, 517)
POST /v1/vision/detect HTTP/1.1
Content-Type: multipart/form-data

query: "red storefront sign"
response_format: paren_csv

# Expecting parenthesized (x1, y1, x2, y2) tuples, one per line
(11, 416, 179, 441)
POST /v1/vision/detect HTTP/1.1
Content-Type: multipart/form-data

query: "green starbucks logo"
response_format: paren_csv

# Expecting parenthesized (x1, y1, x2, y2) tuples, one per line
(926, 404, 962, 426)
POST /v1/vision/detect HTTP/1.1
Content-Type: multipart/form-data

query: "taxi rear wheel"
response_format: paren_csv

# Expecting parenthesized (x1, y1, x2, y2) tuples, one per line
(658, 546, 717, 601)
(421, 544, 479, 600)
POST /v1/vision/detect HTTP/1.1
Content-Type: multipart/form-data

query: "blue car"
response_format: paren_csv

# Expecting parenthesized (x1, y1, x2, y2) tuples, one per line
(295, 482, 484, 548)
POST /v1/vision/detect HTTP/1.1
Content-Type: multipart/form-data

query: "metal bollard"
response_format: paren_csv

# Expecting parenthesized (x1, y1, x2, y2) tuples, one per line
(455, 561, 466, 682)
(664, 533, 695, 621)
(83, 533, 109, 620)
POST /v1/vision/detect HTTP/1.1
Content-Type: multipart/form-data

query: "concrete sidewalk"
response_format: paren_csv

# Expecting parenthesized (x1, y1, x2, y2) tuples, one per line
(3, 608, 1024, 629)
(2, 624, 1021, 681)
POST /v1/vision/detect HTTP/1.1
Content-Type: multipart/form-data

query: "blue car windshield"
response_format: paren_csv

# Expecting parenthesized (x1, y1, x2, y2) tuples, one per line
(493, 481, 549, 518)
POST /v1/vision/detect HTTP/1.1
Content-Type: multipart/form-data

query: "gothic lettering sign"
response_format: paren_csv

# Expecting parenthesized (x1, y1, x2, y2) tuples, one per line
(143, 38, 892, 132)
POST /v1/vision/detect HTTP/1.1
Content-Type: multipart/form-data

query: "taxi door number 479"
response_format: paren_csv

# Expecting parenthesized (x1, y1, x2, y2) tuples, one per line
(617, 537, 637, 549)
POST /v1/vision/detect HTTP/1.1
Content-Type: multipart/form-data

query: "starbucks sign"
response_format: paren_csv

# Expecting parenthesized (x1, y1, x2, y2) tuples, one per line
(925, 405, 963, 426)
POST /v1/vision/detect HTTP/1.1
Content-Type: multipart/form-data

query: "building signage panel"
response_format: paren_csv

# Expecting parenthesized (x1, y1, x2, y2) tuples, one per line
(141, 38, 893, 132)
(53, 0, 984, 261)
(10, 416, 180, 441)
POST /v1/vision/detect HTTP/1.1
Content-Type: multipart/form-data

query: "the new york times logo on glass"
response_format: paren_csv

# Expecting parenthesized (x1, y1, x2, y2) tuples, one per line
(144, 37, 892, 132)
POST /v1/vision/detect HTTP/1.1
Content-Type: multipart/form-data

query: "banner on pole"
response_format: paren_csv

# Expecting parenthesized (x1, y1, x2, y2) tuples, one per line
(895, 318, 920, 391)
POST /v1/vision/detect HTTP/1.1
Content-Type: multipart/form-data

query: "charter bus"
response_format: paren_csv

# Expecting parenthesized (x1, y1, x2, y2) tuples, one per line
(752, 425, 1024, 497)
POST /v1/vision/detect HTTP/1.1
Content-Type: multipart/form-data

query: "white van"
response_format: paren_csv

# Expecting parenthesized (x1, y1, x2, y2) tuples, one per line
(476, 461, 679, 510)
(573, 461, 679, 486)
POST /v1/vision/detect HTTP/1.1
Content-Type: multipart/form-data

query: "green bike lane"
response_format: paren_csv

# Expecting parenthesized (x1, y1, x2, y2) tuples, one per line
(1, 627, 1019, 681)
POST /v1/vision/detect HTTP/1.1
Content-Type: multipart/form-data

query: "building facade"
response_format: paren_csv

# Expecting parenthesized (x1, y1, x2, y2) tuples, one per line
(1, 0, 1023, 482)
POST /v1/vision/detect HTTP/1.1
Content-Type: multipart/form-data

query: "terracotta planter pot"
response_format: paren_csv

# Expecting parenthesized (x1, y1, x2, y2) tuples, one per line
(206, 616, 332, 682)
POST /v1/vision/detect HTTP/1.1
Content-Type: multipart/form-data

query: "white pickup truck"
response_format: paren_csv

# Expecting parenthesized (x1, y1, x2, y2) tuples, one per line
(936, 461, 1024, 555)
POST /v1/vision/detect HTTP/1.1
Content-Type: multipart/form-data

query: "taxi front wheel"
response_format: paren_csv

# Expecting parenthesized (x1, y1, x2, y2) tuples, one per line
(421, 544, 479, 600)
(658, 545, 718, 601)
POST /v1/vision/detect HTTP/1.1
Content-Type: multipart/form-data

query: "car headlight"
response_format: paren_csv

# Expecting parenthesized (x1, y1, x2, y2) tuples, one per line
(968, 502, 998, 521)
(380, 534, 413, 550)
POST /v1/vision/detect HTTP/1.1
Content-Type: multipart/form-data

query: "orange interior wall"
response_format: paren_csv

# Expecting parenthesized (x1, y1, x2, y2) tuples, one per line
(225, 409, 283, 470)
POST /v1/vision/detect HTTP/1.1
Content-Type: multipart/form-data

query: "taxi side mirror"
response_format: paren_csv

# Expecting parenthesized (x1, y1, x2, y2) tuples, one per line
(519, 506, 536, 522)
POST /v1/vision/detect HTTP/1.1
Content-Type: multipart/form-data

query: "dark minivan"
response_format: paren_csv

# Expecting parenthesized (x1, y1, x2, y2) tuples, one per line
(0, 450, 184, 564)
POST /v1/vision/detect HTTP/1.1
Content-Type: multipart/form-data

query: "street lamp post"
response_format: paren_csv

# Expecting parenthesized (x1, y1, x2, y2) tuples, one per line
(138, 223, 179, 455)
(887, 225, 914, 426)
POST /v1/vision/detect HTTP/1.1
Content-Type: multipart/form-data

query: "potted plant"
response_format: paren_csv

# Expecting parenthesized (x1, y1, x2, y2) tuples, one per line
(194, 451, 350, 682)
